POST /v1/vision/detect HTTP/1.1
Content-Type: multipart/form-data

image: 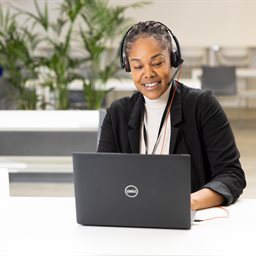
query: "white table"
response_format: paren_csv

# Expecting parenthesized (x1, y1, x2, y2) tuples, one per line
(0, 197, 255, 256)
(0, 110, 99, 132)
(0, 156, 72, 173)
(0, 110, 99, 174)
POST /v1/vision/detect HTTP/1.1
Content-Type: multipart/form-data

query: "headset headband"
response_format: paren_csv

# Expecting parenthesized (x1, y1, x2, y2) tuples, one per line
(120, 21, 183, 72)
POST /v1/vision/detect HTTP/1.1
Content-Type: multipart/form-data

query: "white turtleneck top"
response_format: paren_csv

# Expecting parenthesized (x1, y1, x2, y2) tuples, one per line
(140, 86, 171, 155)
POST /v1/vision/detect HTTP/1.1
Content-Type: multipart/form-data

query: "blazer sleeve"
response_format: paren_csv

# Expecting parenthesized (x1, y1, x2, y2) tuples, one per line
(97, 108, 118, 152)
(198, 90, 246, 205)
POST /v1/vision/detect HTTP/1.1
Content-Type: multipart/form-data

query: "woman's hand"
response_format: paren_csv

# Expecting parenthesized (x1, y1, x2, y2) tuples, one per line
(191, 188, 225, 211)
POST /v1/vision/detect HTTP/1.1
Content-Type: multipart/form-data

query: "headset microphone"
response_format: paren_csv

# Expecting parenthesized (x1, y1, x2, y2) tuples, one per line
(167, 60, 184, 86)
(142, 60, 183, 155)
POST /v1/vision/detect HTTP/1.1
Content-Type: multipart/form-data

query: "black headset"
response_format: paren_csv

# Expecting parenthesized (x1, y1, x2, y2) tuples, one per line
(120, 22, 183, 72)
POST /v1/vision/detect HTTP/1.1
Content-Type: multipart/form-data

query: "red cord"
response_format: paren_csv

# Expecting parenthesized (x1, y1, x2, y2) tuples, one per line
(194, 206, 229, 222)
(160, 64, 182, 154)
(160, 86, 176, 154)
(177, 63, 183, 80)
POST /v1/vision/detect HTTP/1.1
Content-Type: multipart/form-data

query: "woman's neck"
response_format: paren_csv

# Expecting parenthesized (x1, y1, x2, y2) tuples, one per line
(143, 85, 171, 107)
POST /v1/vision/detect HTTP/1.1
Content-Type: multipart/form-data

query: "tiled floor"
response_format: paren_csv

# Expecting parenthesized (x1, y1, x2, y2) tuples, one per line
(9, 108, 256, 199)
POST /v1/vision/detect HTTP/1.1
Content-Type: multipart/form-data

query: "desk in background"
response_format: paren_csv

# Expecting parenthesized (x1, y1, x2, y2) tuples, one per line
(0, 111, 99, 177)
(0, 197, 255, 256)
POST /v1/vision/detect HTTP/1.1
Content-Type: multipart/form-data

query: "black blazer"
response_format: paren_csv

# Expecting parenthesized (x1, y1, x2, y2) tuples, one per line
(98, 82, 246, 205)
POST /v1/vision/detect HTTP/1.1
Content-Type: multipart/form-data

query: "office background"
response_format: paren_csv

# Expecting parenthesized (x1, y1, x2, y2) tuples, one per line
(2, 0, 256, 47)
(0, 0, 255, 199)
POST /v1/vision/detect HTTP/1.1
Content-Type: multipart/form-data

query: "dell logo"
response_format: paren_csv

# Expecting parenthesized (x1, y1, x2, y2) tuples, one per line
(125, 185, 139, 198)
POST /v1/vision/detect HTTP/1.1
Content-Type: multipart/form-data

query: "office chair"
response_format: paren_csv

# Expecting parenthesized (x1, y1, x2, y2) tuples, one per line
(201, 66, 237, 96)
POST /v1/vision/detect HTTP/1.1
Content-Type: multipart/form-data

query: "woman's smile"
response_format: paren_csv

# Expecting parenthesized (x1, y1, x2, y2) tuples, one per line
(128, 36, 172, 100)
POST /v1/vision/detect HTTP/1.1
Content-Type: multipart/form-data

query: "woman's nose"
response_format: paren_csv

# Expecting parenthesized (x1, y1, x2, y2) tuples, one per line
(144, 66, 156, 78)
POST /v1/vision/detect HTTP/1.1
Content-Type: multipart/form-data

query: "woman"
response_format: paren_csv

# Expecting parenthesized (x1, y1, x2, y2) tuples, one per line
(97, 21, 246, 210)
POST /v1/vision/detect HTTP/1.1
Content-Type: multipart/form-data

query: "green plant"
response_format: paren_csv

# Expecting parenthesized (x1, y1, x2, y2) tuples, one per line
(0, 5, 41, 109)
(15, 0, 83, 110)
(73, 0, 149, 109)
(1, 0, 150, 110)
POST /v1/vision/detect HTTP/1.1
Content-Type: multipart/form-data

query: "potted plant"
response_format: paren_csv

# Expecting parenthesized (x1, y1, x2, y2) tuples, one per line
(70, 0, 149, 109)
(14, 0, 84, 110)
(43, 0, 149, 110)
(0, 5, 41, 109)
(1, 0, 149, 110)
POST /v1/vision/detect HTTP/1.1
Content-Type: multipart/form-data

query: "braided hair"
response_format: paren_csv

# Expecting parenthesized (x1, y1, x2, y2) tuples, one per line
(124, 21, 173, 57)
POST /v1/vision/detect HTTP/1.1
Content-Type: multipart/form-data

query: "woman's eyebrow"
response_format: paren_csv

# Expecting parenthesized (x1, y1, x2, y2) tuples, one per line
(151, 53, 164, 60)
(130, 53, 164, 63)
(130, 58, 141, 63)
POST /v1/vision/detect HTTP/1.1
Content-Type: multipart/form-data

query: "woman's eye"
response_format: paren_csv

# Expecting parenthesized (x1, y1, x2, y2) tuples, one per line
(152, 61, 163, 67)
(133, 66, 143, 70)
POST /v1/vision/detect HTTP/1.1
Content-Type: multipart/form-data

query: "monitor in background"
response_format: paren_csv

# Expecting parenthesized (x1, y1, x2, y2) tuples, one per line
(201, 66, 237, 96)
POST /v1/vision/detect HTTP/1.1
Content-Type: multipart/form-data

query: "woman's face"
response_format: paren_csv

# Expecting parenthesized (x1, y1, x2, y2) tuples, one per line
(128, 36, 172, 100)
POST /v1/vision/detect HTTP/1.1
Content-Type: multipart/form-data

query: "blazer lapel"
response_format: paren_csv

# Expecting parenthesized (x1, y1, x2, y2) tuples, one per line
(169, 83, 182, 154)
(128, 94, 144, 153)
(126, 85, 182, 154)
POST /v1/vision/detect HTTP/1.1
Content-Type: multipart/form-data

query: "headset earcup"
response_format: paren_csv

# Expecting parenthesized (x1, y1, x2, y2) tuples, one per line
(123, 56, 131, 72)
(120, 22, 182, 72)
(171, 51, 180, 68)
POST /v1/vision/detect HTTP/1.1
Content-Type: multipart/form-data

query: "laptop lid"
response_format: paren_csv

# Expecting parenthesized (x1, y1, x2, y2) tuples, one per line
(73, 152, 191, 229)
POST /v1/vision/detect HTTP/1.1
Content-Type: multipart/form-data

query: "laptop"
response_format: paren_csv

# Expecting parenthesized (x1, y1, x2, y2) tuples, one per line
(73, 152, 192, 229)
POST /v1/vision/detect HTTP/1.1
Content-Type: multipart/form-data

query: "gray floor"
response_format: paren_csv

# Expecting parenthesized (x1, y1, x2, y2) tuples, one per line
(9, 108, 256, 199)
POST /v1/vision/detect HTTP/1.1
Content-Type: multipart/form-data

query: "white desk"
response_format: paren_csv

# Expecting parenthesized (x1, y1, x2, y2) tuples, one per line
(0, 110, 99, 174)
(0, 110, 99, 132)
(0, 156, 72, 173)
(0, 197, 255, 256)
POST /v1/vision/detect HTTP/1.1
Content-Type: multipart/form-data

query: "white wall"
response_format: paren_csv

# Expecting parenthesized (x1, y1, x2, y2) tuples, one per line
(1, 0, 256, 47)
(111, 0, 256, 48)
